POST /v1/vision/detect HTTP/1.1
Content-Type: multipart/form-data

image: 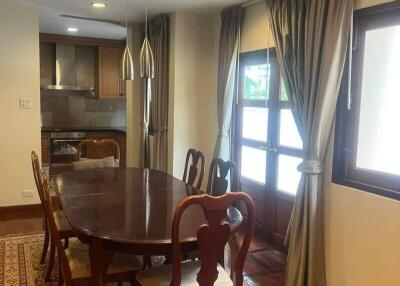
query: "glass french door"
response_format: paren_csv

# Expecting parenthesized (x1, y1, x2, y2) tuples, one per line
(235, 49, 303, 250)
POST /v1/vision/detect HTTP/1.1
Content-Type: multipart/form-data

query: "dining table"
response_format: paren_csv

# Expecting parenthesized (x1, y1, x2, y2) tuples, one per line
(54, 167, 243, 285)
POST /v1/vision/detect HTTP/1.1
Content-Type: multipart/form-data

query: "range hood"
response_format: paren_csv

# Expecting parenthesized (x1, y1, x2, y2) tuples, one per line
(41, 44, 95, 93)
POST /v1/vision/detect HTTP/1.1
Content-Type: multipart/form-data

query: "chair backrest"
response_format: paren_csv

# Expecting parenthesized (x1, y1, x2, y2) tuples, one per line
(31, 151, 46, 208)
(206, 158, 239, 196)
(182, 149, 205, 189)
(41, 173, 73, 283)
(77, 139, 120, 161)
(171, 192, 254, 286)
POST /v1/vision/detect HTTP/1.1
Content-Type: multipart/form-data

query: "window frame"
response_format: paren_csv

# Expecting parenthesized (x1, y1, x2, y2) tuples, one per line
(333, 1, 400, 201)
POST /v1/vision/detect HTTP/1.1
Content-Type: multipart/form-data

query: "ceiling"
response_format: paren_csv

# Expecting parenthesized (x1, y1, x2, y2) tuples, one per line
(16, 0, 245, 39)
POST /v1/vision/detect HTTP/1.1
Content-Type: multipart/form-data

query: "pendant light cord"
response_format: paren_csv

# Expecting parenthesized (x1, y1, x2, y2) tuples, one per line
(125, 0, 128, 29)
(145, 0, 148, 38)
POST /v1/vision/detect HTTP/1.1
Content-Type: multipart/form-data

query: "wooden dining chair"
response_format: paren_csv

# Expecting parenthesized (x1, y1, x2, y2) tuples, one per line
(31, 151, 76, 281)
(135, 192, 255, 286)
(74, 139, 120, 169)
(41, 173, 143, 286)
(182, 149, 205, 189)
(206, 158, 239, 196)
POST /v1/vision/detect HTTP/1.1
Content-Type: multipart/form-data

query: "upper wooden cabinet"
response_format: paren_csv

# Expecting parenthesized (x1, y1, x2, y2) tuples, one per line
(39, 33, 126, 100)
(97, 47, 126, 99)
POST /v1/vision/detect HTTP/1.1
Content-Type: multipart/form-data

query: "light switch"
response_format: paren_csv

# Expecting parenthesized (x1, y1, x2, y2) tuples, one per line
(20, 97, 32, 109)
(22, 189, 34, 197)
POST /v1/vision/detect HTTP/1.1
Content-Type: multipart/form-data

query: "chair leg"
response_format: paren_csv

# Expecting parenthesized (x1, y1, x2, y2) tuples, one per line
(58, 256, 63, 286)
(63, 237, 69, 249)
(40, 223, 50, 265)
(46, 238, 56, 281)
(228, 236, 240, 280)
(129, 272, 140, 286)
(144, 255, 152, 268)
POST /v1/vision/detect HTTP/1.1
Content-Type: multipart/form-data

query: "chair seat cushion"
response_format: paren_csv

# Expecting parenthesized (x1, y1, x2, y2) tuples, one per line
(65, 240, 142, 279)
(72, 156, 119, 170)
(136, 260, 232, 286)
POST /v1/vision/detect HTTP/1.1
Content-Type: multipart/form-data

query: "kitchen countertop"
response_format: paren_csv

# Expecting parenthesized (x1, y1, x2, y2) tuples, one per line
(41, 127, 126, 133)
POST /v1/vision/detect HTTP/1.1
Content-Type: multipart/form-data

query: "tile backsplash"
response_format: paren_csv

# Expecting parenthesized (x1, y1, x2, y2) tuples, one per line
(41, 91, 126, 128)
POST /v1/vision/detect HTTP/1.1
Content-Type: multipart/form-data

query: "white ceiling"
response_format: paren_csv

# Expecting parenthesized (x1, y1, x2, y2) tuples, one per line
(16, 0, 245, 39)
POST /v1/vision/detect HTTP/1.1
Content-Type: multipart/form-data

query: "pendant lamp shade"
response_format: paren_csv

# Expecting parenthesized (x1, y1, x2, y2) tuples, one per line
(121, 45, 134, 80)
(140, 38, 155, 79)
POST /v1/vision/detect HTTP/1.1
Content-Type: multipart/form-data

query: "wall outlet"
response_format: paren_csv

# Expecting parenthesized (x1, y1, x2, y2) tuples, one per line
(20, 97, 32, 109)
(22, 189, 34, 197)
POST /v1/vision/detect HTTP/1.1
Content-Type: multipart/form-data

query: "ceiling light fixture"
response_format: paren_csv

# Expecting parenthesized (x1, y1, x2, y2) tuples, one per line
(140, 0, 154, 78)
(91, 2, 107, 8)
(67, 27, 78, 32)
(120, 0, 134, 80)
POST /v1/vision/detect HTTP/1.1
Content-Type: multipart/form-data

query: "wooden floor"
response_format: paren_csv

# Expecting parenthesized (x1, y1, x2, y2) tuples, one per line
(0, 211, 286, 286)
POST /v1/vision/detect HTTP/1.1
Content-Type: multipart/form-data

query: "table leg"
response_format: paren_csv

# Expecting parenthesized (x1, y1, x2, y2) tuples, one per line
(89, 239, 113, 286)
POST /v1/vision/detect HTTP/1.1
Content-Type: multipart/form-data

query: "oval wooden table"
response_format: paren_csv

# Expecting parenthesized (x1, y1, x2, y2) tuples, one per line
(55, 167, 243, 285)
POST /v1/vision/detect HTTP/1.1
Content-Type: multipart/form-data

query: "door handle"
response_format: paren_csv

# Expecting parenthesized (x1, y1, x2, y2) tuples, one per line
(267, 142, 278, 153)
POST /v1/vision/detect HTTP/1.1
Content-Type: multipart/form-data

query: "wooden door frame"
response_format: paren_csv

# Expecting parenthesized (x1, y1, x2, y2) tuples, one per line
(233, 48, 301, 252)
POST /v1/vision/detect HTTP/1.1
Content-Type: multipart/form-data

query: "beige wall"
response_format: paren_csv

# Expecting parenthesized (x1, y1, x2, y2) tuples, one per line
(169, 12, 219, 189)
(241, 0, 400, 285)
(0, 0, 40, 206)
(325, 138, 400, 286)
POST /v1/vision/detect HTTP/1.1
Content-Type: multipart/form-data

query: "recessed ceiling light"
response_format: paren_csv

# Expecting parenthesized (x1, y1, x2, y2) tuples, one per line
(67, 27, 78, 32)
(91, 2, 107, 8)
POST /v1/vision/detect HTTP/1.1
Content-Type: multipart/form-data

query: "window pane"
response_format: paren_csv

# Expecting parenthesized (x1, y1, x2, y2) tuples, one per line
(241, 146, 267, 184)
(277, 155, 302, 195)
(279, 109, 302, 149)
(244, 64, 270, 100)
(356, 25, 400, 175)
(280, 78, 288, 101)
(242, 107, 268, 142)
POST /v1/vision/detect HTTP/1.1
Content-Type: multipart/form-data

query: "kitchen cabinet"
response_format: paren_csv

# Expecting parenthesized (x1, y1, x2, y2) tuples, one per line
(97, 47, 126, 99)
(39, 33, 126, 100)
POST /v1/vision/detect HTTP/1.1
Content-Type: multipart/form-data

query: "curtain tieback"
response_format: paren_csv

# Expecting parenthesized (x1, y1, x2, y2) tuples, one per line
(218, 130, 229, 137)
(153, 126, 168, 132)
(141, 123, 149, 130)
(297, 160, 323, 174)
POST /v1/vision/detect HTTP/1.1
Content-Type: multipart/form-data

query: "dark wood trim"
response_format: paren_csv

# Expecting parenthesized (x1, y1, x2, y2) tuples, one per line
(40, 33, 125, 48)
(0, 196, 60, 220)
(354, 0, 400, 16)
(239, 48, 277, 60)
(0, 204, 43, 220)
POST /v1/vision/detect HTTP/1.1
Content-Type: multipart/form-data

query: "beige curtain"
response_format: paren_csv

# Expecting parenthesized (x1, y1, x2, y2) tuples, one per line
(144, 15, 169, 171)
(267, 1, 352, 285)
(213, 6, 242, 160)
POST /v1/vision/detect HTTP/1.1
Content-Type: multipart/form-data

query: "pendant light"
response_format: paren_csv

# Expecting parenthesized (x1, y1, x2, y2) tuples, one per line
(140, 0, 154, 78)
(121, 0, 134, 80)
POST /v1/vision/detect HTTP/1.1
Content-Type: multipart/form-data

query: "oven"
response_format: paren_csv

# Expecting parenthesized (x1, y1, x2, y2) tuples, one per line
(50, 132, 86, 174)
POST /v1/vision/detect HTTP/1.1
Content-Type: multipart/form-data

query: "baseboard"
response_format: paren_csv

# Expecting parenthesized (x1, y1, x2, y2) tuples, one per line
(0, 204, 43, 220)
(0, 196, 59, 220)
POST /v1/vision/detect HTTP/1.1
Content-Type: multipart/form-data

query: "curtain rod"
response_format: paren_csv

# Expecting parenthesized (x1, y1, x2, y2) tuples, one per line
(241, 0, 266, 8)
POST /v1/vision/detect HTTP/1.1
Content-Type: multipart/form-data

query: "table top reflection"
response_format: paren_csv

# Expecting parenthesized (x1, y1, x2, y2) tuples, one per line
(55, 168, 242, 254)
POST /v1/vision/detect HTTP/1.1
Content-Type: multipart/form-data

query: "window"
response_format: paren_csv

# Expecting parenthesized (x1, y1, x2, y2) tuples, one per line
(235, 50, 303, 196)
(333, 2, 400, 200)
